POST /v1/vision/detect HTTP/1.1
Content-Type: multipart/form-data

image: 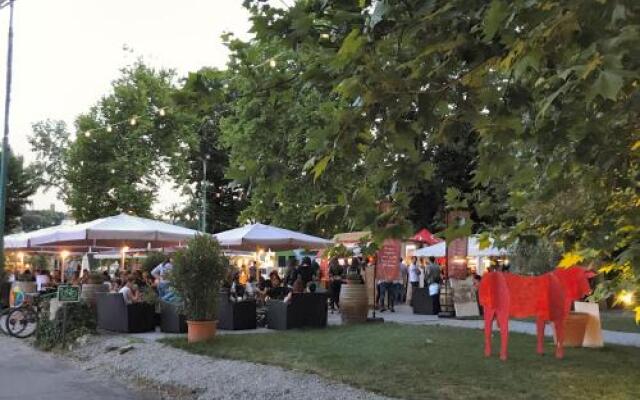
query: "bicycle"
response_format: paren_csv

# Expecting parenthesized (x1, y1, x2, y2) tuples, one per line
(4, 290, 56, 338)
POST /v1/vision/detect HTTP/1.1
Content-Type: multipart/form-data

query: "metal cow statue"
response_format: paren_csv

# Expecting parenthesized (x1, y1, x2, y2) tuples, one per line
(479, 266, 592, 360)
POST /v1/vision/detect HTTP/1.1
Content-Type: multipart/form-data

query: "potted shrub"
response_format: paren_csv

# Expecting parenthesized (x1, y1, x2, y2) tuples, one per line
(171, 234, 229, 343)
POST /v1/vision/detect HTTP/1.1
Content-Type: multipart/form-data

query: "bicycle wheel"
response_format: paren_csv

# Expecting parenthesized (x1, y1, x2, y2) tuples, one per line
(5, 307, 38, 338)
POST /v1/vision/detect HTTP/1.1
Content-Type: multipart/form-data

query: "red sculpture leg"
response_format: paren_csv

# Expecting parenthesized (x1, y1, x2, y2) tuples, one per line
(497, 310, 510, 361)
(554, 318, 565, 359)
(536, 317, 546, 355)
(484, 307, 495, 357)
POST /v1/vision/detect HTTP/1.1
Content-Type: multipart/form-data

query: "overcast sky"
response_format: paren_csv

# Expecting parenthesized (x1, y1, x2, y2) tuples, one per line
(0, 0, 253, 213)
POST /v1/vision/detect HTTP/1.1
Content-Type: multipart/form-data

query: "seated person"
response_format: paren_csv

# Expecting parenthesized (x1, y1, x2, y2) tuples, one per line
(283, 277, 305, 303)
(229, 272, 246, 301)
(119, 277, 139, 304)
(266, 271, 288, 300)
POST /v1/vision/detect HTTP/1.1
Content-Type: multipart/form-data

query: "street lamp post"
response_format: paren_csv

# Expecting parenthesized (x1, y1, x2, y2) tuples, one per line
(0, 0, 15, 272)
(201, 154, 210, 233)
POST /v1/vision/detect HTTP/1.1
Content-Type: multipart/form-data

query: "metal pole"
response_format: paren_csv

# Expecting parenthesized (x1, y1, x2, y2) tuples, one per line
(0, 0, 15, 272)
(201, 157, 207, 232)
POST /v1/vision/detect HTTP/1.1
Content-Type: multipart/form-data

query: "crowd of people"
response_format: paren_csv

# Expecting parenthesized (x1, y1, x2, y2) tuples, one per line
(226, 257, 323, 305)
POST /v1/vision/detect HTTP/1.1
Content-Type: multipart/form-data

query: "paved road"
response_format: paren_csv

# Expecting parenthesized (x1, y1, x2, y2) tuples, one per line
(0, 334, 150, 400)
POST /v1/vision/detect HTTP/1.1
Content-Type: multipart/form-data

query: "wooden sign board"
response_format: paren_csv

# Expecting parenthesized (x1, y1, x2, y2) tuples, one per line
(574, 301, 604, 348)
(58, 285, 81, 303)
(446, 210, 470, 280)
(376, 239, 401, 281)
(450, 277, 479, 317)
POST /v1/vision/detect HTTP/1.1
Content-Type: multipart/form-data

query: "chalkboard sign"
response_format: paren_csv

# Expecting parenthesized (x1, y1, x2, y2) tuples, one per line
(58, 285, 80, 303)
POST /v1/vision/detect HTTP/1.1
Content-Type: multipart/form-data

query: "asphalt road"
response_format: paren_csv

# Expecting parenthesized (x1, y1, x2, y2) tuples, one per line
(0, 333, 149, 400)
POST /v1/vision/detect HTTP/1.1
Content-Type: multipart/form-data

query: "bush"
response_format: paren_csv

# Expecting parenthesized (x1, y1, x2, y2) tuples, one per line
(35, 301, 96, 351)
(141, 251, 167, 274)
(509, 237, 562, 276)
(171, 235, 229, 321)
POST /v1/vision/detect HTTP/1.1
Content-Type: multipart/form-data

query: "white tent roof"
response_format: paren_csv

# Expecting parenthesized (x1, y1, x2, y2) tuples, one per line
(415, 241, 446, 257)
(415, 236, 507, 258)
(214, 223, 332, 251)
(25, 213, 201, 248)
(5, 232, 30, 249)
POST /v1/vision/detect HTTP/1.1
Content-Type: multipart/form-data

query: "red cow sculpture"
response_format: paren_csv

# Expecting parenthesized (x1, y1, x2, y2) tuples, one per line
(479, 266, 592, 360)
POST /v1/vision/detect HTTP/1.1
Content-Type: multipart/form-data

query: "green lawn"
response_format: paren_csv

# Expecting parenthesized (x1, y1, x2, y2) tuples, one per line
(600, 310, 640, 333)
(161, 324, 640, 400)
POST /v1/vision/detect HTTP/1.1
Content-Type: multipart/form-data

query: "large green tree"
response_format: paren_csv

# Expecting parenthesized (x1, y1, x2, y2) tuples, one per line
(2, 149, 38, 232)
(238, 0, 639, 314)
(30, 62, 197, 222)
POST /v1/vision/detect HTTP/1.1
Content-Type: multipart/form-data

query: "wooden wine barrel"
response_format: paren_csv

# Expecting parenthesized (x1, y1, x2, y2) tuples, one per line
(10, 281, 37, 307)
(340, 282, 368, 324)
(438, 279, 455, 318)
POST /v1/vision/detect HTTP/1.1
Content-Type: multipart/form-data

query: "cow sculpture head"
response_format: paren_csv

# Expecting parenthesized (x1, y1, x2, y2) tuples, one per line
(554, 266, 594, 309)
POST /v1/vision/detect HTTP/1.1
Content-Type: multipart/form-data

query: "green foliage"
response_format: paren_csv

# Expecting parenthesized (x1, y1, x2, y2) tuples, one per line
(141, 251, 166, 274)
(236, 0, 640, 315)
(325, 244, 353, 259)
(509, 237, 562, 276)
(2, 149, 38, 233)
(19, 209, 65, 232)
(35, 302, 97, 351)
(171, 235, 230, 321)
(29, 62, 197, 222)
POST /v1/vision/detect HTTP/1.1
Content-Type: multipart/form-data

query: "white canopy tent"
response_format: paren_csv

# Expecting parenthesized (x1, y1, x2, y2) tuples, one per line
(415, 236, 507, 258)
(214, 223, 332, 251)
(8, 214, 201, 249)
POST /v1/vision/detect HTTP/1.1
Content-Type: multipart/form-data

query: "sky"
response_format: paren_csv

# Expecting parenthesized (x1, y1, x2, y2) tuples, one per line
(0, 0, 253, 213)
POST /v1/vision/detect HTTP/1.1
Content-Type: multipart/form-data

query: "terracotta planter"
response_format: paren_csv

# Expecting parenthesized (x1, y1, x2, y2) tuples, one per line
(340, 283, 368, 324)
(187, 320, 217, 343)
(562, 312, 589, 347)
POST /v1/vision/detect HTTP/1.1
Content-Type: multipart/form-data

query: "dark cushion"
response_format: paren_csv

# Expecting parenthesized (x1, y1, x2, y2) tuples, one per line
(218, 291, 257, 330)
(160, 301, 187, 333)
(96, 293, 155, 333)
(412, 287, 435, 315)
(266, 293, 327, 330)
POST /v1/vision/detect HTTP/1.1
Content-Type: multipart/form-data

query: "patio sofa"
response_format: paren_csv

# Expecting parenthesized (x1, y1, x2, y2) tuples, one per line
(411, 286, 435, 315)
(96, 292, 156, 333)
(160, 300, 187, 333)
(218, 291, 257, 330)
(266, 293, 328, 330)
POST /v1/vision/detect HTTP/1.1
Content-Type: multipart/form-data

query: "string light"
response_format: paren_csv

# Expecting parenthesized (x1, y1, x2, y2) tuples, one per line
(269, 58, 277, 68)
(618, 290, 635, 306)
(106, 124, 112, 133)
(84, 131, 91, 138)
(158, 108, 166, 117)
(320, 33, 330, 39)
(129, 116, 137, 126)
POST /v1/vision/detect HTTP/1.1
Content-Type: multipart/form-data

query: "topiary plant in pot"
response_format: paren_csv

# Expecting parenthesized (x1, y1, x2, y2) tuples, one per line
(170, 234, 229, 343)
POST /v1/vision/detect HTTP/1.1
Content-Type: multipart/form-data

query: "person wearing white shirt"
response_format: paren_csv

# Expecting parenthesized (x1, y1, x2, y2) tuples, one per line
(151, 256, 173, 300)
(118, 278, 138, 305)
(408, 256, 421, 288)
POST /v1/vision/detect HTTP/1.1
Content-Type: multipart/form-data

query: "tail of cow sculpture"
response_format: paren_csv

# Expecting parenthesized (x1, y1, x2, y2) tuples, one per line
(479, 266, 592, 361)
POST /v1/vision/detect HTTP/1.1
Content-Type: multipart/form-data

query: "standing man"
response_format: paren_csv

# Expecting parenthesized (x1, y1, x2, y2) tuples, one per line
(426, 256, 441, 314)
(407, 256, 421, 305)
(398, 257, 408, 303)
(151, 256, 173, 300)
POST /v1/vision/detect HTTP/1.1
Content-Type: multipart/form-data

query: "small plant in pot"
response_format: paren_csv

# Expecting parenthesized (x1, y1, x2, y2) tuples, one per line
(170, 234, 229, 343)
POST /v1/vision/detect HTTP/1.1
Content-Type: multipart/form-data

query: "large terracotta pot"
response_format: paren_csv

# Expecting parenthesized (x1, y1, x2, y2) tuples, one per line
(187, 320, 217, 343)
(562, 312, 589, 347)
(340, 283, 368, 324)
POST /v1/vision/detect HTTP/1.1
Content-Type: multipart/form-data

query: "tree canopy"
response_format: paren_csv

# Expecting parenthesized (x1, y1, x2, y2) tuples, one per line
(3, 149, 38, 233)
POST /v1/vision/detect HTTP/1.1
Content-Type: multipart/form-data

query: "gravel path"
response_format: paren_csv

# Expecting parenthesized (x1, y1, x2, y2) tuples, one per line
(67, 334, 392, 400)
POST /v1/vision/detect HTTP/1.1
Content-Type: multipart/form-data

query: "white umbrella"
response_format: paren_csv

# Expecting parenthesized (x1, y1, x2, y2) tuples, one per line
(415, 237, 506, 258)
(415, 241, 446, 257)
(4, 232, 30, 249)
(214, 223, 332, 251)
(28, 213, 201, 248)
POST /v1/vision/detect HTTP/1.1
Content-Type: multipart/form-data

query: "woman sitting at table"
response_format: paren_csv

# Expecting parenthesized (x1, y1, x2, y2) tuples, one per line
(283, 277, 305, 303)
(266, 271, 288, 300)
(229, 271, 246, 301)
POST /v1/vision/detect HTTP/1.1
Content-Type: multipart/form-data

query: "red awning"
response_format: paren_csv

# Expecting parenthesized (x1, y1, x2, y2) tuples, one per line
(412, 229, 442, 245)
